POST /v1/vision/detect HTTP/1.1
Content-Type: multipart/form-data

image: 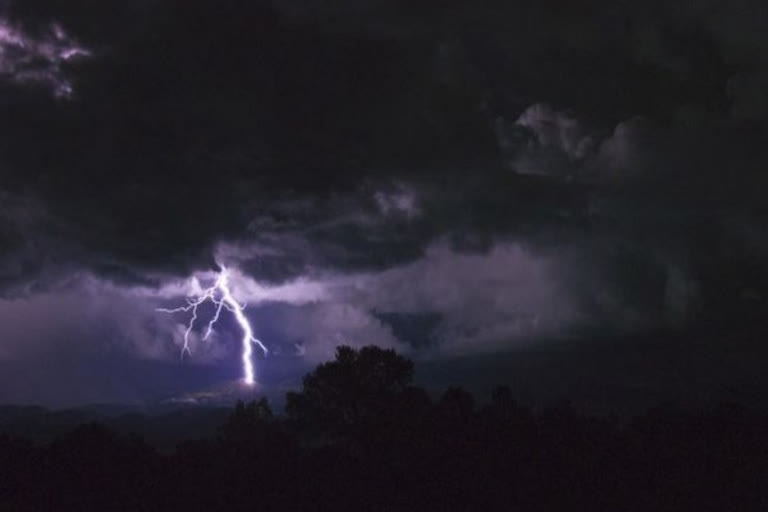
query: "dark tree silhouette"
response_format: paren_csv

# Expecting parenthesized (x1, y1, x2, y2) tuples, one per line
(3, 346, 768, 511)
(216, 398, 273, 445)
(437, 386, 475, 421)
(286, 345, 414, 434)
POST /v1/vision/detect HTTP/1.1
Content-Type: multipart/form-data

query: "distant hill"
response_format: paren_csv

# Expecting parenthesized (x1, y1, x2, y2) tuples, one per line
(0, 404, 232, 452)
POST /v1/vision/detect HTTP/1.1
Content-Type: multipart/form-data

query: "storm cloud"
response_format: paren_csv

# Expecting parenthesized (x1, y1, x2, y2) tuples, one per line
(0, 0, 767, 404)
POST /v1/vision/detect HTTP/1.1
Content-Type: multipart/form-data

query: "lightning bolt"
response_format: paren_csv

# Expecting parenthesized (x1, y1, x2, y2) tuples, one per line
(158, 266, 267, 385)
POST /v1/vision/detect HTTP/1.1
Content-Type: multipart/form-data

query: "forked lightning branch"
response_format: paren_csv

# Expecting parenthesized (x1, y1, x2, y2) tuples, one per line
(158, 267, 267, 385)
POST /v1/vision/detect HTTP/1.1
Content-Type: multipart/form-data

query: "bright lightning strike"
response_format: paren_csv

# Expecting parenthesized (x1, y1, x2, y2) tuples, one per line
(158, 266, 267, 385)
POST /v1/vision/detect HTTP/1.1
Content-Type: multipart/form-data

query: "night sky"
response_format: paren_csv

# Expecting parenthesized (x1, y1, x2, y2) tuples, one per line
(1, 0, 767, 409)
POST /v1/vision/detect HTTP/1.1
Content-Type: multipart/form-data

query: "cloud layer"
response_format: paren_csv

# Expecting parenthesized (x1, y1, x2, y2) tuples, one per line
(0, 0, 767, 403)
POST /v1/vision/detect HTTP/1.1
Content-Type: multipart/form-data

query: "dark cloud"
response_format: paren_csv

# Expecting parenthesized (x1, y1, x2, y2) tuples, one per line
(0, 0, 767, 405)
(0, 0, 503, 288)
(0, 0, 759, 282)
(0, 7, 91, 96)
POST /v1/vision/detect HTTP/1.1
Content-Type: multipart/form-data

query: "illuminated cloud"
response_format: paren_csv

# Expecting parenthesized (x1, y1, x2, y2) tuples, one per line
(515, 104, 594, 161)
(497, 104, 595, 177)
(374, 183, 420, 219)
(0, 17, 90, 97)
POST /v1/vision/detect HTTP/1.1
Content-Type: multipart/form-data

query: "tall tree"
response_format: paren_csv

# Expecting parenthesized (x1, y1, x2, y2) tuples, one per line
(286, 345, 414, 434)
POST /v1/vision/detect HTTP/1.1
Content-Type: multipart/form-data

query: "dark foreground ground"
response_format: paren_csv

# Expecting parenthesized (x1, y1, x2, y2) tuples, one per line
(2, 345, 768, 511)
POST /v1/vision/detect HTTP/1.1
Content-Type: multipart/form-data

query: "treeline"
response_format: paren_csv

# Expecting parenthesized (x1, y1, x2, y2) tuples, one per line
(2, 345, 768, 511)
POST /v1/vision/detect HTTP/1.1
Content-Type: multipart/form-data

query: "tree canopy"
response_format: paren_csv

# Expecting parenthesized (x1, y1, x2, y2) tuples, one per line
(286, 345, 414, 433)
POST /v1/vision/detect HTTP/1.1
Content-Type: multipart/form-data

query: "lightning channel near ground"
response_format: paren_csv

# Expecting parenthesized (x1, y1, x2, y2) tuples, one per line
(157, 266, 267, 385)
